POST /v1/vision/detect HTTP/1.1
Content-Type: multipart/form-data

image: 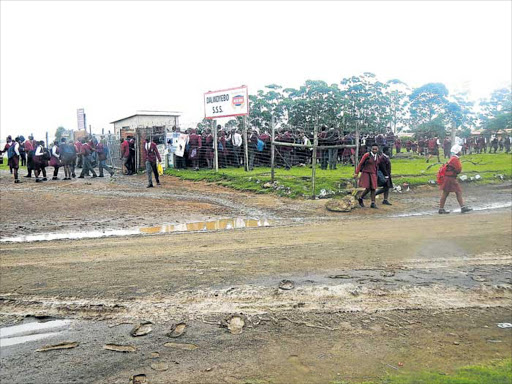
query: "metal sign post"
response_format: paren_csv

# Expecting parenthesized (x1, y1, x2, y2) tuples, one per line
(212, 120, 218, 172)
(243, 116, 249, 172)
(203, 85, 249, 172)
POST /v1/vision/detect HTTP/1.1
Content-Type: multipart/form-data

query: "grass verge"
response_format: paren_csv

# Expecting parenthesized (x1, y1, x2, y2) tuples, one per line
(330, 359, 512, 384)
(165, 153, 512, 198)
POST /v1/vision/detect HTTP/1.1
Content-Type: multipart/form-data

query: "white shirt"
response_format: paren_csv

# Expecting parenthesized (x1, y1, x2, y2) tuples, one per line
(35, 145, 43, 156)
(52, 145, 60, 158)
(232, 133, 242, 147)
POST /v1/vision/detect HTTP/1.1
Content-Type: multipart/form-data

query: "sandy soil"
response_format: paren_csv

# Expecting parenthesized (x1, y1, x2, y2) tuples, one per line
(0, 170, 511, 383)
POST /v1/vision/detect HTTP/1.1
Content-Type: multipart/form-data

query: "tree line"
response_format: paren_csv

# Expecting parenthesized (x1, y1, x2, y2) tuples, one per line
(212, 73, 511, 139)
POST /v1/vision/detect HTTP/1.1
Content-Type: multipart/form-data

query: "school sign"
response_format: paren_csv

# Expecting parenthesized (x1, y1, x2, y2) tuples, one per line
(204, 85, 249, 119)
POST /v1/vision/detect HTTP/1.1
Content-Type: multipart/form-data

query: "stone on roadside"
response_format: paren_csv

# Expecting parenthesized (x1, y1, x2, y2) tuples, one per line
(326, 196, 357, 212)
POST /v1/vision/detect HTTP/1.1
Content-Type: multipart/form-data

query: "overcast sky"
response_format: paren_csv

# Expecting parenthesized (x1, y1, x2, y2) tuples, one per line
(1, 1, 511, 140)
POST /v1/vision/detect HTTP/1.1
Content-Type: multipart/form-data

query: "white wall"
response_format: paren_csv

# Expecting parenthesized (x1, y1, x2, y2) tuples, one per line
(113, 115, 179, 135)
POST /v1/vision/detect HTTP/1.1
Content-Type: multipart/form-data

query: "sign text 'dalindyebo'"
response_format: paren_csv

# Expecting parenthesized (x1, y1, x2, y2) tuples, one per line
(204, 85, 249, 119)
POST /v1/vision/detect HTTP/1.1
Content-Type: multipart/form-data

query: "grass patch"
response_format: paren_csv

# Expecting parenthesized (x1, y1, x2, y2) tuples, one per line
(166, 153, 512, 198)
(334, 359, 512, 384)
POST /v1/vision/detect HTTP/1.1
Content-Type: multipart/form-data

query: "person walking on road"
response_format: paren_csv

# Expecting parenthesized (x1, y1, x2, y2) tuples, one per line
(375, 146, 393, 205)
(78, 140, 98, 178)
(143, 137, 161, 188)
(96, 140, 114, 178)
(8, 136, 21, 183)
(354, 144, 380, 209)
(438, 144, 473, 214)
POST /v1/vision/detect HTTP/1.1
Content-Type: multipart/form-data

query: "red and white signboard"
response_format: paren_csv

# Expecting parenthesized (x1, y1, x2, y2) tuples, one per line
(204, 85, 249, 119)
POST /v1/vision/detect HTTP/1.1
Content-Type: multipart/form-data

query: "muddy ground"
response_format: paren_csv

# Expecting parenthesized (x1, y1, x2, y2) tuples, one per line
(0, 169, 511, 384)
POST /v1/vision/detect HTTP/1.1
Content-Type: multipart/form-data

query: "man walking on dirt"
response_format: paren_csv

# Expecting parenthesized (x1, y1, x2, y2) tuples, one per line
(120, 138, 131, 175)
(143, 137, 161, 188)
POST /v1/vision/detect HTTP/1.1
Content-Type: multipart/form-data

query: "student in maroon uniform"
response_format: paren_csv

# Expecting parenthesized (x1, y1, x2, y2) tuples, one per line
(443, 137, 451, 159)
(120, 138, 131, 175)
(188, 129, 202, 171)
(354, 144, 380, 209)
(78, 140, 98, 178)
(405, 139, 412, 152)
(49, 140, 61, 180)
(96, 140, 114, 177)
(395, 138, 402, 154)
(23, 136, 35, 178)
(375, 146, 393, 205)
(439, 144, 472, 214)
(9, 137, 21, 183)
(143, 137, 161, 188)
(204, 129, 214, 169)
(2, 136, 13, 174)
(426, 136, 440, 163)
(34, 140, 49, 182)
(75, 138, 83, 169)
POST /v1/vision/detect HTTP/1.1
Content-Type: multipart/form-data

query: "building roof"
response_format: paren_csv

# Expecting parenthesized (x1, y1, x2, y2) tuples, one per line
(110, 110, 181, 124)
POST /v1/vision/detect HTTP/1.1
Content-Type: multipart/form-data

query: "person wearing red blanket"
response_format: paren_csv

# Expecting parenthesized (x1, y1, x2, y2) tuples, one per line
(439, 144, 472, 214)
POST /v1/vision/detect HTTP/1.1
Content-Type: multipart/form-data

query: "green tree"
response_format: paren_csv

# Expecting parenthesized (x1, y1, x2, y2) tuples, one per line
(484, 113, 512, 134)
(409, 83, 449, 127)
(340, 72, 390, 133)
(54, 126, 67, 142)
(385, 79, 410, 133)
(479, 87, 512, 132)
(411, 116, 447, 139)
(444, 92, 476, 142)
(283, 80, 342, 129)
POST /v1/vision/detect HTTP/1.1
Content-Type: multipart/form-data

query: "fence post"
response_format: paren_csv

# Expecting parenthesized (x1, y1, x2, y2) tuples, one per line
(212, 120, 218, 172)
(243, 116, 249, 171)
(311, 124, 318, 198)
(354, 120, 360, 174)
(270, 116, 275, 183)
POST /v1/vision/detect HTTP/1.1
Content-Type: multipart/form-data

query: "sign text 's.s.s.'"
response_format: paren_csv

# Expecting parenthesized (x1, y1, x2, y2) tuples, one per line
(204, 86, 249, 119)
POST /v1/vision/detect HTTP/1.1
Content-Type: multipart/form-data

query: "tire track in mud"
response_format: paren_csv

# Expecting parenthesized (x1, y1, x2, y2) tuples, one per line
(2, 261, 510, 324)
(10, 185, 275, 219)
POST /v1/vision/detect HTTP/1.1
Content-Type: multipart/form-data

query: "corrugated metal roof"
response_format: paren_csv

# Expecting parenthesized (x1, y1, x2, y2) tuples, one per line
(110, 110, 181, 124)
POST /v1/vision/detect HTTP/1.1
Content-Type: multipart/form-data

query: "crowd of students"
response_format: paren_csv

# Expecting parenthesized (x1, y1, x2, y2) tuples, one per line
(169, 126, 402, 171)
(1, 134, 114, 183)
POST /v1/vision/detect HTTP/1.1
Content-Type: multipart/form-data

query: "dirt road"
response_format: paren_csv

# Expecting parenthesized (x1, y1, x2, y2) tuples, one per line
(1, 171, 511, 383)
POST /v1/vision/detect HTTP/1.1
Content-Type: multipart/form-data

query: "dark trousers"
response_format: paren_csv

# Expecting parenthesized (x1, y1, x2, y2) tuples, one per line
(80, 156, 97, 177)
(146, 161, 159, 185)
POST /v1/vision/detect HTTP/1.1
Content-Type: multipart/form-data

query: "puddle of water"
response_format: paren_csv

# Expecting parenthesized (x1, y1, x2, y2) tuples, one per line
(0, 332, 61, 347)
(0, 319, 72, 348)
(139, 218, 271, 234)
(0, 218, 272, 243)
(0, 319, 71, 338)
(391, 201, 511, 218)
